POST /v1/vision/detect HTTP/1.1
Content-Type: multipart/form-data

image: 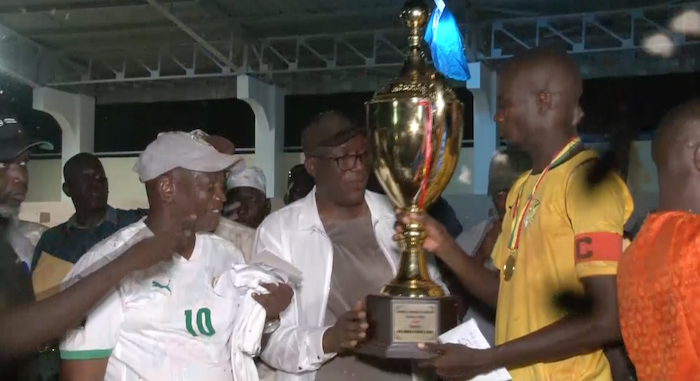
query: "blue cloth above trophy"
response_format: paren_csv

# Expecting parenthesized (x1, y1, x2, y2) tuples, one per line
(424, 0, 471, 82)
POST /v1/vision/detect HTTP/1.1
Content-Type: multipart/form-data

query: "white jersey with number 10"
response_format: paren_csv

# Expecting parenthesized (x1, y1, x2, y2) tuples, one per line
(60, 220, 246, 381)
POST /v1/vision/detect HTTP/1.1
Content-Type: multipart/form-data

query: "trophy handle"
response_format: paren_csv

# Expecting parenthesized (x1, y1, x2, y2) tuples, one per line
(380, 204, 446, 298)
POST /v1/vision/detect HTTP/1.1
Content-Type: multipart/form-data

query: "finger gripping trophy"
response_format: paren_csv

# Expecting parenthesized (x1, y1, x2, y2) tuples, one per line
(357, 0, 464, 359)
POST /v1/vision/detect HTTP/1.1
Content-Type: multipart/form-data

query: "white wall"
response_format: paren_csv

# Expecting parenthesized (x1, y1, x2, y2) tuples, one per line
(22, 143, 658, 229)
(25, 142, 658, 203)
(26, 152, 305, 204)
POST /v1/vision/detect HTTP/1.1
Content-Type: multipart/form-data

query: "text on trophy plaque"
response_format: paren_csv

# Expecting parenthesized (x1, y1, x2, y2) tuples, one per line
(391, 300, 439, 343)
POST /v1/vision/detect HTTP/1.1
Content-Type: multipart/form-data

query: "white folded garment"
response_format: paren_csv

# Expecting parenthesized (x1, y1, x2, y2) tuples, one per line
(250, 250, 303, 285)
(227, 263, 296, 381)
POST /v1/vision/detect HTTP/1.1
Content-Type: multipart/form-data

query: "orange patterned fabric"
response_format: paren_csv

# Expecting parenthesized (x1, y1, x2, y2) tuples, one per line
(618, 211, 700, 381)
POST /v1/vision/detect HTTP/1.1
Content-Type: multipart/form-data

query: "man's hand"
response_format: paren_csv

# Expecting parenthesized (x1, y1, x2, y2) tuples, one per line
(124, 216, 195, 271)
(252, 283, 294, 319)
(393, 210, 452, 253)
(395, 211, 501, 309)
(418, 343, 495, 381)
(322, 299, 368, 354)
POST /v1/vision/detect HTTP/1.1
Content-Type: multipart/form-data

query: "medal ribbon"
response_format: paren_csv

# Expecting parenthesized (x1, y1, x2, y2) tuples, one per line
(507, 137, 582, 252)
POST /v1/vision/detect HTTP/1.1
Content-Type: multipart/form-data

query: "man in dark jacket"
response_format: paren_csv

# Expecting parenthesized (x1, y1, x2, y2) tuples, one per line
(0, 113, 58, 380)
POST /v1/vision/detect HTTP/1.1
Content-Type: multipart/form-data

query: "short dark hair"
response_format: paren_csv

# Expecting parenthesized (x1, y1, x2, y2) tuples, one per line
(657, 99, 700, 137)
(301, 111, 364, 156)
(63, 152, 101, 181)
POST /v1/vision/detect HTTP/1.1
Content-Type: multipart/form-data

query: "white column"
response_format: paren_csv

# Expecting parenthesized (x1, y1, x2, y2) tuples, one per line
(467, 62, 498, 195)
(32, 87, 95, 201)
(237, 75, 286, 198)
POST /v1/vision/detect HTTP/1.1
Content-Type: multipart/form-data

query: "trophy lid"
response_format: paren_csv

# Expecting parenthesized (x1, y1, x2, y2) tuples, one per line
(371, 0, 457, 102)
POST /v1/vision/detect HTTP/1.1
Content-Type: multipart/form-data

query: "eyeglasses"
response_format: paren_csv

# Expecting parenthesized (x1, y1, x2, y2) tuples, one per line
(314, 151, 371, 172)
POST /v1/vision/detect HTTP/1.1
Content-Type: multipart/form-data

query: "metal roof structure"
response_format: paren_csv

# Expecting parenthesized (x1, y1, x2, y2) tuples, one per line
(0, 0, 698, 96)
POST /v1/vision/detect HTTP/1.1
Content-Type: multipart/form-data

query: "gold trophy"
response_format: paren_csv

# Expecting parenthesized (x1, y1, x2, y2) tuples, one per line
(356, 0, 464, 359)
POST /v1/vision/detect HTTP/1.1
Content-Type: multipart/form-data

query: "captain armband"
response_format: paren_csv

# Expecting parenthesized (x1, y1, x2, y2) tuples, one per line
(574, 232, 623, 264)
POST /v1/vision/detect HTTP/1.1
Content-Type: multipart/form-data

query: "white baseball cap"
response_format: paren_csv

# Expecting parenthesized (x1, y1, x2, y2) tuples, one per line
(226, 165, 267, 194)
(133, 130, 240, 182)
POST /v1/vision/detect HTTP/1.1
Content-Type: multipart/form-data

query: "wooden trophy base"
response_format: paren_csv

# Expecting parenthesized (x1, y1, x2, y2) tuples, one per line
(356, 294, 459, 359)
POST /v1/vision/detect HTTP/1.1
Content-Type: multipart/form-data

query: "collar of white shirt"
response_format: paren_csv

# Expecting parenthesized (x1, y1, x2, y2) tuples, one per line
(295, 188, 395, 231)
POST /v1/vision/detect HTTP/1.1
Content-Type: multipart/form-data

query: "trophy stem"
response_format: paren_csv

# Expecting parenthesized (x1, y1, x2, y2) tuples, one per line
(380, 205, 446, 298)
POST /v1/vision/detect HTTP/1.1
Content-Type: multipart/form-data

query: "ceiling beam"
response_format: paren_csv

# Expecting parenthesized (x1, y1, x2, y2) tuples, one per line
(22, 7, 407, 39)
(476, 6, 538, 17)
(15, 2, 539, 40)
(27, 21, 225, 39)
(0, 0, 196, 16)
(144, 0, 237, 70)
(195, 0, 251, 41)
(0, 21, 86, 86)
(45, 1, 700, 90)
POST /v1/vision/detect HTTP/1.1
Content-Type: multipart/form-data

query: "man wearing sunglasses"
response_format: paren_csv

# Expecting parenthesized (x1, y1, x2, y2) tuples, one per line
(254, 111, 447, 381)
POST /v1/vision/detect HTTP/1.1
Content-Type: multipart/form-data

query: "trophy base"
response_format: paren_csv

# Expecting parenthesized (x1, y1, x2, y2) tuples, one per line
(357, 294, 459, 359)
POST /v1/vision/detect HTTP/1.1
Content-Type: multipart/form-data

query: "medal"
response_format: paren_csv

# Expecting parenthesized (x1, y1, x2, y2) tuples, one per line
(504, 137, 582, 282)
(503, 252, 516, 281)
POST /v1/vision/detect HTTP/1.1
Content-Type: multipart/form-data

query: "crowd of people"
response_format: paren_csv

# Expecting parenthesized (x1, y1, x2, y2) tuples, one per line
(0, 46, 697, 381)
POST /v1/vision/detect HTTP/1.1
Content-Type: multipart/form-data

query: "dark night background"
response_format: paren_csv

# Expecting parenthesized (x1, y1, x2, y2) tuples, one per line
(2, 71, 700, 156)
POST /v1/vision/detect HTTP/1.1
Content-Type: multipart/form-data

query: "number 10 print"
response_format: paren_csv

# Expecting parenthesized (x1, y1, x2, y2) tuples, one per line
(184, 308, 216, 337)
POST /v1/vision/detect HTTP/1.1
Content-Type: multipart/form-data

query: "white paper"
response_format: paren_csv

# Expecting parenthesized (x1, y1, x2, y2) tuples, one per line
(250, 250, 303, 286)
(438, 319, 512, 381)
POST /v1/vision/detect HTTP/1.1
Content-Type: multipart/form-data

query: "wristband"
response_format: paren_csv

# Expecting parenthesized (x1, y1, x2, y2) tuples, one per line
(263, 317, 280, 335)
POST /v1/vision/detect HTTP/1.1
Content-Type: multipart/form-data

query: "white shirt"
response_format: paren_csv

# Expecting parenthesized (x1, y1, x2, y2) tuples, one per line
(455, 217, 497, 346)
(254, 190, 449, 381)
(215, 217, 256, 263)
(60, 220, 247, 381)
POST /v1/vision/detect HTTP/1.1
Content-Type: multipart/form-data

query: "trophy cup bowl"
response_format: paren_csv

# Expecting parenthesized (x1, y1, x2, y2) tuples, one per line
(355, 0, 465, 360)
